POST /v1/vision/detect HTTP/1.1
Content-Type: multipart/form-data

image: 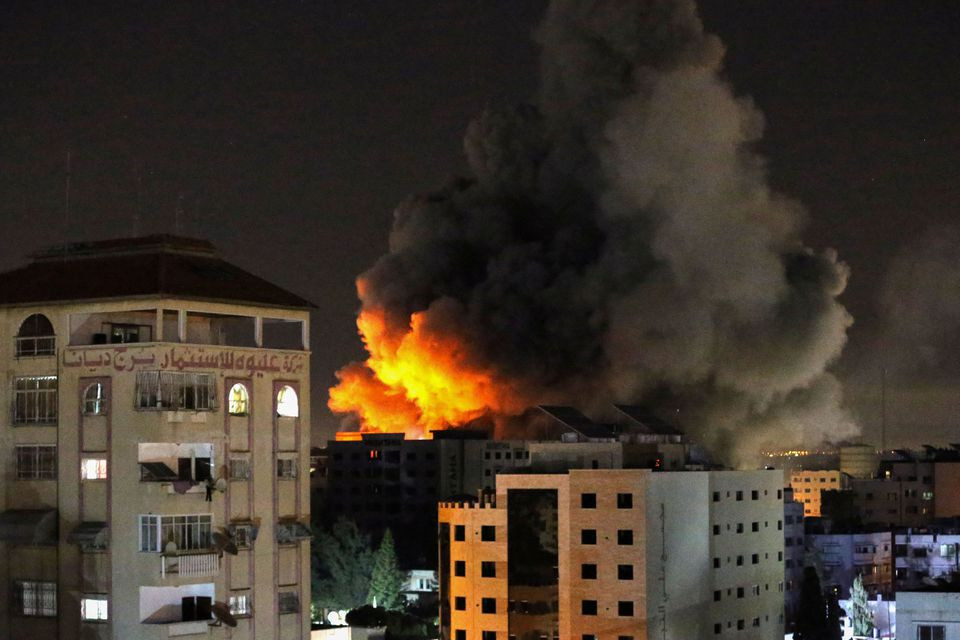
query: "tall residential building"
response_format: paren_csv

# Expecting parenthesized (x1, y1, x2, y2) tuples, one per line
(782, 488, 805, 632)
(788, 470, 849, 517)
(438, 468, 785, 640)
(0, 236, 313, 639)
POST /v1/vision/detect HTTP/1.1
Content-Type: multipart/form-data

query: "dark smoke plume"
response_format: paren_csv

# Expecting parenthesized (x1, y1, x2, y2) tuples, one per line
(337, 0, 856, 465)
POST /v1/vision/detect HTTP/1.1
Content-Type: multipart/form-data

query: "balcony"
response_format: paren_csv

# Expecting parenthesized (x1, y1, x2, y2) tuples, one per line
(161, 550, 220, 578)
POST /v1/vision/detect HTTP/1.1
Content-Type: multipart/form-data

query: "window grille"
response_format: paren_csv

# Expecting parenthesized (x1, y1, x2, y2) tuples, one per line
(278, 591, 299, 613)
(13, 580, 57, 617)
(135, 372, 215, 410)
(228, 383, 249, 415)
(138, 514, 212, 552)
(229, 458, 251, 480)
(277, 458, 297, 479)
(13, 376, 57, 424)
(83, 383, 107, 415)
(16, 445, 57, 479)
(229, 593, 251, 616)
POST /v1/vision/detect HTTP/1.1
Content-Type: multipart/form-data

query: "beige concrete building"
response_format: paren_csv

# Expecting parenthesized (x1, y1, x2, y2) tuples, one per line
(788, 470, 849, 517)
(438, 468, 785, 640)
(0, 236, 312, 639)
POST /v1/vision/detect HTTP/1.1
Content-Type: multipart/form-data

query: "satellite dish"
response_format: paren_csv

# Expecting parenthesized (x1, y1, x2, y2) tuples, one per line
(215, 478, 228, 492)
(212, 529, 238, 556)
(210, 601, 238, 628)
(164, 540, 178, 553)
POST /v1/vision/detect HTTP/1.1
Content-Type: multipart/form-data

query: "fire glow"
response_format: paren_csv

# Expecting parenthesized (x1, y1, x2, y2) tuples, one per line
(328, 299, 526, 438)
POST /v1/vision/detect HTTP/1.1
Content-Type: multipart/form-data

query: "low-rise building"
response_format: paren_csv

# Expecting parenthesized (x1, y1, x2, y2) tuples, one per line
(805, 530, 893, 599)
(896, 588, 960, 640)
(438, 468, 785, 639)
(895, 532, 960, 590)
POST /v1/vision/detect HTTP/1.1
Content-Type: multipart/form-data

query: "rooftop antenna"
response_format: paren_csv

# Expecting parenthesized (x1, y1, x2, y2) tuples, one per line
(880, 366, 887, 454)
(63, 148, 73, 249)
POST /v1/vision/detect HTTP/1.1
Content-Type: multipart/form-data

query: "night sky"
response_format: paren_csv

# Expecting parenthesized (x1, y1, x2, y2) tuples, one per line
(1, 1, 958, 447)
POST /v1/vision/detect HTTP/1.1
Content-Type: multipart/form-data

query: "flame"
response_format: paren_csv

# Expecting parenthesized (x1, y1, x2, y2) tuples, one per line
(328, 304, 525, 438)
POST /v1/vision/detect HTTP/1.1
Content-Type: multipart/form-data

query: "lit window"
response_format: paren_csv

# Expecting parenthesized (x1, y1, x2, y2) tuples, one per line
(229, 593, 251, 617)
(276, 385, 298, 417)
(81, 596, 108, 621)
(228, 383, 249, 416)
(81, 458, 107, 480)
(83, 382, 107, 415)
(138, 514, 212, 552)
(13, 580, 57, 616)
(14, 376, 58, 424)
(16, 445, 57, 479)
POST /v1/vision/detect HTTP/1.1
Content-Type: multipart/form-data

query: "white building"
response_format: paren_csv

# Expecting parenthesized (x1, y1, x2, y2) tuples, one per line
(0, 236, 313, 639)
(895, 533, 960, 590)
(783, 487, 805, 631)
(896, 590, 960, 640)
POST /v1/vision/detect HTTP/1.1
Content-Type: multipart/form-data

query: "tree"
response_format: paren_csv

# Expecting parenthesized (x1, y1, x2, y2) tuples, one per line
(312, 518, 375, 612)
(850, 574, 874, 637)
(795, 566, 828, 640)
(825, 591, 843, 640)
(368, 529, 405, 610)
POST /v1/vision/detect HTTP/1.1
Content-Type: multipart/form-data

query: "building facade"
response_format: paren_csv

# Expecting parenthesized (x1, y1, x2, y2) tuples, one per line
(895, 533, 960, 590)
(804, 531, 893, 599)
(0, 236, 312, 639)
(896, 590, 960, 640)
(438, 469, 785, 640)
(788, 470, 849, 517)
(782, 488, 805, 632)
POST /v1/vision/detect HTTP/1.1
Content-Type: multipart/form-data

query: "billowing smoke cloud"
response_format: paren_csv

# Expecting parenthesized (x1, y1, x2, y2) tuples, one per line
(330, 0, 857, 465)
(876, 225, 960, 379)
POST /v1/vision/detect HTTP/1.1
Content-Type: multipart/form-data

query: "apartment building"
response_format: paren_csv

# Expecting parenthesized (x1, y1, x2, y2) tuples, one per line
(0, 236, 312, 639)
(438, 468, 785, 640)
(788, 470, 849, 517)
(894, 532, 960, 590)
(782, 488, 804, 632)
(804, 531, 892, 598)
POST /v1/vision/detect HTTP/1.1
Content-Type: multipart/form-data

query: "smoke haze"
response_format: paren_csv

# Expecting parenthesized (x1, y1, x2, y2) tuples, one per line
(330, 0, 857, 465)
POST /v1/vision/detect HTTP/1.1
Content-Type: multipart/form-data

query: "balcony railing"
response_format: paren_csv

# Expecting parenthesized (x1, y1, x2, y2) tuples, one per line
(15, 336, 56, 358)
(161, 550, 219, 578)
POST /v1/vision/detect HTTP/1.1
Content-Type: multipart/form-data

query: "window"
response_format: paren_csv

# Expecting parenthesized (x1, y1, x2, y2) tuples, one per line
(229, 458, 251, 480)
(581, 600, 597, 615)
(81, 457, 107, 480)
(15, 314, 55, 356)
(454, 525, 465, 541)
(737, 620, 744, 630)
(228, 383, 249, 416)
(229, 523, 254, 548)
(751, 490, 759, 500)
(777, 520, 783, 530)
(713, 524, 720, 535)
(752, 554, 759, 564)
(455, 597, 466, 610)
(481, 525, 496, 542)
(81, 596, 108, 621)
(713, 557, 720, 568)
(918, 625, 946, 640)
(135, 371, 215, 410)
(481, 597, 496, 614)
(581, 493, 597, 508)
(455, 632, 466, 640)
(83, 383, 107, 415)
(736, 491, 743, 501)
(737, 587, 744, 598)
(618, 564, 633, 580)
(229, 593, 251, 617)
(736, 555, 743, 566)
(581, 563, 597, 579)
(617, 529, 633, 545)
(278, 591, 299, 614)
(617, 493, 633, 508)
(714, 623, 722, 634)
(752, 617, 760, 627)
(138, 514, 212, 552)
(481, 561, 496, 578)
(277, 458, 297, 479)
(276, 385, 299, 417)
(16, 445, 56, 479)
(455, 561, 466, 577)
(13, 580, 57, 616)
(14, 376, 57, 424)
(751, 522, 759, 532)
(581, 529, 597, 544)
(736, 523, 744, 533)
(482, 632, 497, 640)
(713, 590, 721, 601)
(618, 601, 633, 616)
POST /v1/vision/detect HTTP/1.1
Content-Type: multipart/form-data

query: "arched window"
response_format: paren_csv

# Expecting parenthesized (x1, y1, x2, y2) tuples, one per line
(16, 313, 55, 356)
(276, 385, 298, 418)
(83, 383, 107, 415)
(228, 383, 249, 416)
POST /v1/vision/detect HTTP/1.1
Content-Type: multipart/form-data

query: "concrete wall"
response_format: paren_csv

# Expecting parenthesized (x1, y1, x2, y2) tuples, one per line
(897, 591, 960, 640)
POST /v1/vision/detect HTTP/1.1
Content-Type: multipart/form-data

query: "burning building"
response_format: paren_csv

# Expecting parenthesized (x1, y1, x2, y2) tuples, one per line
(329, 0, 856, 465)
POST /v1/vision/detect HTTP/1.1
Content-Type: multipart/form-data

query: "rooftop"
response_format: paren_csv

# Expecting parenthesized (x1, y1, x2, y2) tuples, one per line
(0, 234, 313, 309)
